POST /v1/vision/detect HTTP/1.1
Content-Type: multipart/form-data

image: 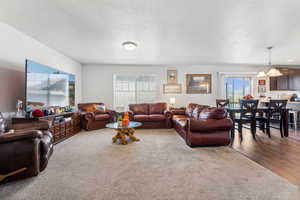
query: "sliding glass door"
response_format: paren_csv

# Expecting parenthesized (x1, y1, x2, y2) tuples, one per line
(225, 77, 252, 107)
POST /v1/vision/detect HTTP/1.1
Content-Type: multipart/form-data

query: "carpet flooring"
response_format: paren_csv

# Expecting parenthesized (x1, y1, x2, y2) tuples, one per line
(0, 129, 299, 200)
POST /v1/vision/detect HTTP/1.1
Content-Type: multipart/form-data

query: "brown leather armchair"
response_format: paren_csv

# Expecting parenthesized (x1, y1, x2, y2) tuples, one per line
(78, 103, 116, 131)
(128, 103, 172, 128)
(0, 128, 53, 184)
(172, 104, 233, 147)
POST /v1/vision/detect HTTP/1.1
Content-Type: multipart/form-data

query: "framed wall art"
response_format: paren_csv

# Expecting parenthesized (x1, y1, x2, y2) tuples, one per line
(167, 70, 178, 84)
(258, 80, 266, 85)
(163, 84, 182, 94)
(186, 74, 212, 94)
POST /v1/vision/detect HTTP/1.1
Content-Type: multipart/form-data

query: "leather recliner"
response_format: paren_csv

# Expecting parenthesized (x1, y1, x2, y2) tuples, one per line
(172, 103, 233, 147)
(78, 103, 116, 131)
(128, 103, 172, 128)
(0, 129, 53, 184)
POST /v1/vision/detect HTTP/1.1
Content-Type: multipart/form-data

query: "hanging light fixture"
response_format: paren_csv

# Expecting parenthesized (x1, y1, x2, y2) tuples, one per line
(266, 46, 282, 77)
(257, 46, 283, 77)
(257, 71, 267, 77)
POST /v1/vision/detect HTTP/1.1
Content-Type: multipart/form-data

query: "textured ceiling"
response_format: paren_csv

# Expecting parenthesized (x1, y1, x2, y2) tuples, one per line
(0, 0, 300, 65)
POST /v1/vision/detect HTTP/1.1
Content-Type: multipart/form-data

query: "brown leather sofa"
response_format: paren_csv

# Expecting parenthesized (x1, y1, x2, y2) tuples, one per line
(172, 103, 233, 147)
(128, 103, 172, 128)
(78, 103, 116, 131)
(0, 121, 53, 184)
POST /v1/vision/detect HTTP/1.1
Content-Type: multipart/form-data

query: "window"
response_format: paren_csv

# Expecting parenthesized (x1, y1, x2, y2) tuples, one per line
(113, 74, 158, 109)
(225, 77, 252, 107)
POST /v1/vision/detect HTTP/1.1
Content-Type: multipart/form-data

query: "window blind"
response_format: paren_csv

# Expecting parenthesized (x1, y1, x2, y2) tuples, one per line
(113, 74, 158, 109)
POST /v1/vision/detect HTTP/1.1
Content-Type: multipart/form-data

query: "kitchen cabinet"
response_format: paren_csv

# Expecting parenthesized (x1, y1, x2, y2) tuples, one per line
(270, 68, 300, 91)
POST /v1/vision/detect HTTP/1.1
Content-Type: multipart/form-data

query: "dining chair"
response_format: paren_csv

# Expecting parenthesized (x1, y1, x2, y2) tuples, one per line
(235, 99, 259, 140)
(264, 100, 287, 138)
(216, 99, 229, 108)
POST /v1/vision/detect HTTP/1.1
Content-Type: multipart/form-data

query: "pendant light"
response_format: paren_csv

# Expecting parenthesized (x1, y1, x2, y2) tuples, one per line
(257, 46, 283, 77)
(266, 46, 282, 77)
(257, 71, 267, 77)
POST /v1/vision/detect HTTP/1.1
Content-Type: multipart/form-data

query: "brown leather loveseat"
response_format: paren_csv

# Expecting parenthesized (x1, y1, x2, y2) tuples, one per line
(128, 103, 172, 128)
(78, 103, 116, 131)
(172, 103, 233, 147)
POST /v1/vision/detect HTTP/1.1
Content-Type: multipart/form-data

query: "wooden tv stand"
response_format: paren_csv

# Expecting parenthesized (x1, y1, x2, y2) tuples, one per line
(12, 112, 81, 144)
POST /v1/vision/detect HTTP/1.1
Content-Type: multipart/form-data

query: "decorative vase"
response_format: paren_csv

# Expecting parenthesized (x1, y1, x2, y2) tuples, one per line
(122, 112, 130, 127)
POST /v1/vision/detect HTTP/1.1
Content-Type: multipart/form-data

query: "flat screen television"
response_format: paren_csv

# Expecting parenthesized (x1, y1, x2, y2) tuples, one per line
(25, 60, 75, 111)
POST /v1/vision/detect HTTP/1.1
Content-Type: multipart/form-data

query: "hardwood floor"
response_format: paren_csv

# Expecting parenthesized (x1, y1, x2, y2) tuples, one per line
(231, 127, 300, 187)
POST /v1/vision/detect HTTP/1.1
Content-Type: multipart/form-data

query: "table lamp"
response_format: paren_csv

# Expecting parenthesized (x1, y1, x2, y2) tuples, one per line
(170, 97, 176, 108)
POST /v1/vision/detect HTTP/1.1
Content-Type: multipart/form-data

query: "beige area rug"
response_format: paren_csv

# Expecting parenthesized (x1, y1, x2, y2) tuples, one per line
(0, 129, 299, 200)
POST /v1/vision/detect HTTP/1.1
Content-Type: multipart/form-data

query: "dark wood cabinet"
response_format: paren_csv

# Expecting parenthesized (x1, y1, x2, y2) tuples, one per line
(48, 112, 81, 144)
(270, 68, 300, 91)
(288, 69, 300, 90)
(13, 112, 81, 145)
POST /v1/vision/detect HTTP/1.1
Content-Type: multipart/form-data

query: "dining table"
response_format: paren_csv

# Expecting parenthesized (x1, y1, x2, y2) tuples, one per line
(225, 107, 290, 138)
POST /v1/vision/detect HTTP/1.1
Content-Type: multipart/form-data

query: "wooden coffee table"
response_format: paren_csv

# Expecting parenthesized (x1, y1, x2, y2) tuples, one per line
(106, 121, 142, 145)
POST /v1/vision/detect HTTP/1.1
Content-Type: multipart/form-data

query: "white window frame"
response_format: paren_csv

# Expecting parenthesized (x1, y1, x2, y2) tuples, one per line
(113, 73, 160, 109)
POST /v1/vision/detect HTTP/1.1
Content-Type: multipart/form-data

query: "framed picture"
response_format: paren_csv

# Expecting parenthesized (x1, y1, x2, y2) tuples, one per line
(167, 70, 178, 84)
(163, 84, 182, 94)
(186, 74, 212, 94)
(258, 80, 266, 85)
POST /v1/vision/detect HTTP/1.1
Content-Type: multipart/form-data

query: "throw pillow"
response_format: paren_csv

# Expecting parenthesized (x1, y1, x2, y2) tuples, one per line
(98, 105, 106, 112)
(199, 107, 226, 120)
(94, 105, 106, 114)
(86, 105, 97, 113)
(192, 106, 200, 119)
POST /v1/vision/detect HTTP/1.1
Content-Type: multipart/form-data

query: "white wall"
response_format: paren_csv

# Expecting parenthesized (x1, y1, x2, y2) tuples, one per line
(82, 64, 266, 108)
(0, 22, 82, 112)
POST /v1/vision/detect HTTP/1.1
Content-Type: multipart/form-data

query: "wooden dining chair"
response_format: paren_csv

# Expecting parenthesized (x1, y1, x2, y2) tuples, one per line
(263, 100, 287, 138)
(216, 99, 229, 108)
(235, 99, 259, 140)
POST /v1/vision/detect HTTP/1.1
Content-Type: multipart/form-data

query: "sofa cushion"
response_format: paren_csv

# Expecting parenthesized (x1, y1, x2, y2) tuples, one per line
(94, 114, 111, 121)
(190, 118, 233, 132)
(134, 115, 150, 122)
(199, 107, 226, 120)
(129, 104, 149, 115)
(149, 114, 165, 121)
(149, 103, 167, 114)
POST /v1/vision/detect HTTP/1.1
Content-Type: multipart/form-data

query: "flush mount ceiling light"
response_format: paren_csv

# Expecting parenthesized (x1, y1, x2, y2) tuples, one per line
(257, 46, 283, 77)
(122, 41, 137, 51)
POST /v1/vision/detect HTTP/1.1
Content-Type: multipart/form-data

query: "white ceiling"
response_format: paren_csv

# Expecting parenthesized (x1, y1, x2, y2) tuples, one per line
(1, 0, 300, 65)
